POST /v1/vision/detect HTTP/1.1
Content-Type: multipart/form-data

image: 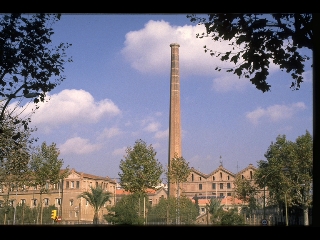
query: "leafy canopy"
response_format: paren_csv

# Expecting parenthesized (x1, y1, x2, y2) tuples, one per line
(0, 13, 72, 130)
(118, 139, 163, 194)
(187, 14, 313, 92)
(254, 130, 313, 208)
(166, 153, 191, 185)
(29, 141, 69, 194)
(78, 185, 112, 224)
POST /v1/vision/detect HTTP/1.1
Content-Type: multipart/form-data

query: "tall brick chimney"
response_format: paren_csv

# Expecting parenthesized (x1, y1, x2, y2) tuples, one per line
(168, 43, 181, 197)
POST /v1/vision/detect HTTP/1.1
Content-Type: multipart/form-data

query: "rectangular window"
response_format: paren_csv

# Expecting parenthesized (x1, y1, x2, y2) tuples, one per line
(20, 199, 26, 205)
(66, 181, 69, 189)
(76, 181, 80, 189)
(32, 199, 37, 207)
(227, 183, 231, 189)
(220, 183, 223, 189)
(70, 200, 74, 206)
(227, 193, 231, 196)
(44, 198, 49, 206)
(219, 193, 224, 197)
(212, 183, 216, 189)
(199, 184, 202, 190)
(71, 181, 74, 188)
(56, 198, 61, 206)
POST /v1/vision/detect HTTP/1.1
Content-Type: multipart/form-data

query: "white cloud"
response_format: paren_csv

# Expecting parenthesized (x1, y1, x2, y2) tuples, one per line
(121, 19, 281, 93)
(59, 137, 102, 155)
(121, 20, 235, 77)
(143, 121, 161, 132)
(302, 70, 312, 83)
(98, 127, 122, 140)
(246, 102, 307, 125)
(112, 147, 127, 157)
(17, 89, 121, 132)
(212, 75, 249, 92)
(154, 129, 168, 139)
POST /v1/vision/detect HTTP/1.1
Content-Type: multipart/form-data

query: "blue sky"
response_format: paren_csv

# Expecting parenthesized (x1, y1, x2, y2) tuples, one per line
(11, 14, 313, 180)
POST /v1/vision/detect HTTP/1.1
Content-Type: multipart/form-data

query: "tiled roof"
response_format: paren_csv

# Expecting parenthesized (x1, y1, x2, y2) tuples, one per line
(191, 196, 245, 206)
(61, 168, 116, 183)
(116, 187, 165, 196)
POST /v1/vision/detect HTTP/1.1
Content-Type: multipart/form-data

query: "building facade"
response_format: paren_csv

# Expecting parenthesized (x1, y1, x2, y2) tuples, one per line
(181, 164, 256, 199)
(0, 168, 117, 224)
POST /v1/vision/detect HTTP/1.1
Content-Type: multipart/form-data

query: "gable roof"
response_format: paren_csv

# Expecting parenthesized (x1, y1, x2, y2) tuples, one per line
(62, 168, 116, 183)
(208, 165, 235, 177)
(236, 163, 257, 176)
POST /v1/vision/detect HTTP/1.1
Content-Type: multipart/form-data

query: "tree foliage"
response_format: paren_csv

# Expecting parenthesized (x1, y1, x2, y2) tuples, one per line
(233, 175, 258, 212)
(28, 141, 69, 224)
(118, 139, 163, 194)
(0, 115, 34, 186)
(78, 186, 113, 224)
(187, 14, 313, 92)
(104, 192, 148, 225)
(254, 130, 313, 225)
(219, 208, 245, 225)
(0, 13, 72, 128)
(0, 203, 57, 225)
(147, 196, 198, 225)
(206, 197, 223, 224)
(166, 153, 190, 196)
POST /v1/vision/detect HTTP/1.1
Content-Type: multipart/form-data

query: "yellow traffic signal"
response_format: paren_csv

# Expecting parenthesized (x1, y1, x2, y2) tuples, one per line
(51, 210, 57, 220)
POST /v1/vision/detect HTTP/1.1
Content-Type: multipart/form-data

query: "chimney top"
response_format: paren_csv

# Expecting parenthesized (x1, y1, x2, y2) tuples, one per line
(170, 43, 180, 47)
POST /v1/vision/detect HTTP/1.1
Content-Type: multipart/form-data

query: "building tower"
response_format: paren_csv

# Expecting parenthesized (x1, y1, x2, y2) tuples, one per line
(168, 43, 181, 197)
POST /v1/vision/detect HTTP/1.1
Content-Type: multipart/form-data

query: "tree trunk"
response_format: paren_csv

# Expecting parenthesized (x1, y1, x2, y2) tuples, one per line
(303, 205, 309, 226)
(93, 212, 99, 224)
(39, 193, 43, 224)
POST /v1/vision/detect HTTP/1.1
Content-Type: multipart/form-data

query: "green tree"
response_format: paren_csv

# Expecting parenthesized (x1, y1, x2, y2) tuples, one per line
(29, 141, 69, 224)
(147, 196, 198, 225)
(78, 185, 113, 224)
(220, 207, 245, 225)
(206, 197, 223, 225)
(193, 194, 200, 215)
(187, 14, 313, 92)
(255, 130, 313, 225)
(118, 139, 163, 220)
(0, 113, 35, 224)
(0, 13, 72, 127)
(165, 153, 190, 224)
(104, 192, 147, 225)
(233, 175, 259, 215)
(119, 139, 163, 193)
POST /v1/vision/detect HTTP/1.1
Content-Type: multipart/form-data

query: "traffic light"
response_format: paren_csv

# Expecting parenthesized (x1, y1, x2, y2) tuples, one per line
(51, 210, 57, 220)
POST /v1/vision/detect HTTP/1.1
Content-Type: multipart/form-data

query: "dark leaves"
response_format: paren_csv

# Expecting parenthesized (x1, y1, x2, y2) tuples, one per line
(188, 13, 312, 92)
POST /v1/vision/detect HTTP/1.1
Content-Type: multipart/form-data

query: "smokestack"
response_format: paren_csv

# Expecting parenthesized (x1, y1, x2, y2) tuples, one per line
(168, 43, 181, 197)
